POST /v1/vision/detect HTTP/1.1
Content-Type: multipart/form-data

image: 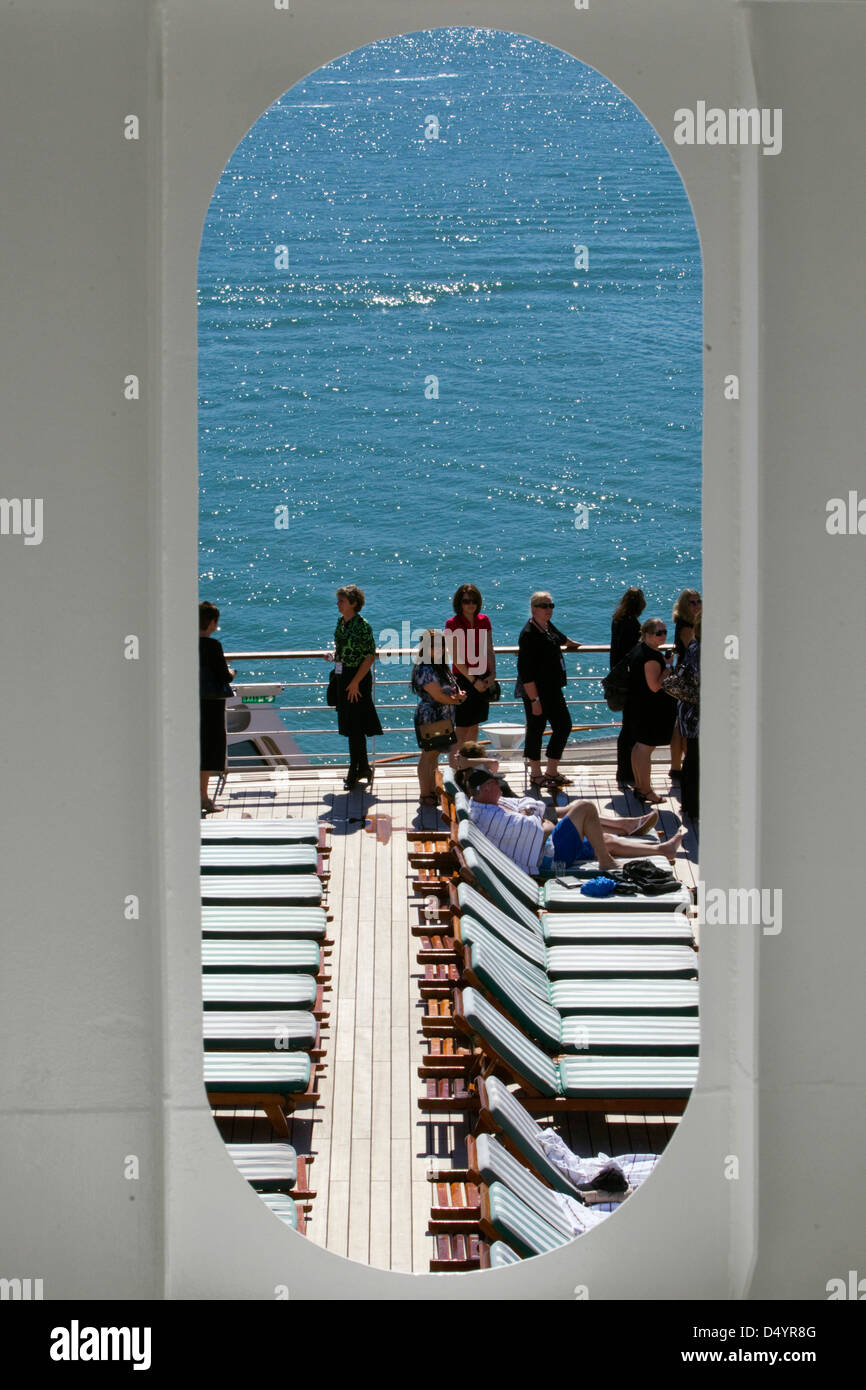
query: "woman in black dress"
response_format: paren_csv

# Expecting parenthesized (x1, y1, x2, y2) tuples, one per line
(610, 587, 646, 784)
(628, 617, 677, 804)
(327, 584, 383, 791)
(199, 601, 234, 814)
(517, 591, 582, 791)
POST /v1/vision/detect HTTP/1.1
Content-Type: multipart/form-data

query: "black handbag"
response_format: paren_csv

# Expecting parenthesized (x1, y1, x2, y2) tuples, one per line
(487, 680, 502, 703)
(418, 718, 455, 752)
(326, 670, 340, 707)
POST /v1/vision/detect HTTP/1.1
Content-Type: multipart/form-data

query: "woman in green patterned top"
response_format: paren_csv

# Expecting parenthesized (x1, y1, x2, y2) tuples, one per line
(327, 584, 383, 790)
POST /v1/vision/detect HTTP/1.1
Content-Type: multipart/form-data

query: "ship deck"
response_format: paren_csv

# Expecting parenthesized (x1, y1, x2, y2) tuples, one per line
(209, 753, 699, 1273)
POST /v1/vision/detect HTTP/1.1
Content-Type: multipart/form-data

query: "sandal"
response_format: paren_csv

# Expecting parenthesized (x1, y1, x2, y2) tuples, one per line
(543, 773, 570, 789)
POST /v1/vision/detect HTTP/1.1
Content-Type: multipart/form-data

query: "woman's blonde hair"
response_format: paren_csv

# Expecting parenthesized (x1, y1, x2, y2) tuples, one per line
(530, 591, 553, 610)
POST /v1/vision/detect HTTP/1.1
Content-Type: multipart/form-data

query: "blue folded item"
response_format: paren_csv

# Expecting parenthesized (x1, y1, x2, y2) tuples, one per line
(580, 876, 618, 898)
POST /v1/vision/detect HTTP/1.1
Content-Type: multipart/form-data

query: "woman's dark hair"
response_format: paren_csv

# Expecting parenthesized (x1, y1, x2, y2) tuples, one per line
(641, 617, 667, 638)
(612, 587, 646, 623)
(199, 601, 219, 629)
(452, 583, 483, 615)
(337, 584, 365, 612)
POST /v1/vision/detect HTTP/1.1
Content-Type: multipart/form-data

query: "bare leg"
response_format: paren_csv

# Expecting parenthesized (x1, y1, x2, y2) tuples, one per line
(417, 749, 440, 800)
(631, 743, 660, 802)
(558, 800, 656, 836)
(669, 728, 684, 774)
(603, 831, 685, 865)
(565, 801, 683, 870)
(200, 771, 218, 812)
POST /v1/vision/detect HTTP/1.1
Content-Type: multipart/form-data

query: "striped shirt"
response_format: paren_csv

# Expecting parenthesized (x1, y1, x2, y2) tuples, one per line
(468, 799, 547, 875)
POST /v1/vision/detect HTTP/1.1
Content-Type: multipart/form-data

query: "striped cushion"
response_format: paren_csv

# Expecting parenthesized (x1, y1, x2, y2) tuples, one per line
(540, 912, 695, 946)
(486, 1183, 569, 1259)
(542, 872, 691, 912)
(202, 973, 318, 1010)
(258, 1193, 299, 1229)
(549, 978, 700, 1015)
(452, 789, 471, 822)
(479, 1077, 577, 1196)
(201, 906, 328, 939)
(203, 1010, 317, 1051)
(466, 936, 563, 1052)
(440, 768, 458, 801)
(488, 1241, 521, 1268)
(457, 884, 545, 967)
(202, 940, 320, 974)
(226, 1143, 298, 1189)
(201, 820, 320, 844)
(459, 989, 559, 1096)
(200, 875, 323, 906)
(558, 1055, 698, 1098)
(461, 849, 543, 934)
(203, 1052, 311, 1093)
(475, 1135, 595, 1240)
(200, 845, 318, 874)
(559, 1015, 700, 1055)
(545, 944, 698, 979)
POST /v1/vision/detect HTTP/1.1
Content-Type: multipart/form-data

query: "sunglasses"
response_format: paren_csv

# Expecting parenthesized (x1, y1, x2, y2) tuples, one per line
(534, 602, 555, 609)
(653, 628, 668, 636)
(689, 598, 702, 605)
(461, 598, 479, 605)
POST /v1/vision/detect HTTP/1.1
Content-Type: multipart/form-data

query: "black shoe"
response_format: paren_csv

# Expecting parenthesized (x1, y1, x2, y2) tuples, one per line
(357, 765, 374, 789)
(343, 765, 359, 790)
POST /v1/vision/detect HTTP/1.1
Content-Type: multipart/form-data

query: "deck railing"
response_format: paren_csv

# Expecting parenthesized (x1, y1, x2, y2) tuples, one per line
(220, 642, 634, 769)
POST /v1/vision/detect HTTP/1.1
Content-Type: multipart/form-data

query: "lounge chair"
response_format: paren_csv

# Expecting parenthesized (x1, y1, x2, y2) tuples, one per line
(202, 972, 325, 1017)
(225, 1142, 309, 1194)
(200, 844, 320, 875)
(456, 884, 698, 976)
(419, 987, 697, 1113)
(204, 1051, 318, 1136)
(200, 874, 323, 907)
(202, 939, 322, 976)
(460, 840, 690, 915)
(203, 1009, 319, 1053)
(457, 880, 694, 948)
(201, 819, 323, 846)
(258, 1192, 305, 1233)
(459, 931, 699, 1055)
(476, 1075, 658, 1201)
(201, 905, 329, 940)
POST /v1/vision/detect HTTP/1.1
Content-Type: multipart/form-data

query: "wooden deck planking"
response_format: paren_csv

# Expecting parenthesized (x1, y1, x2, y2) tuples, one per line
(205, 753, 697, 1272)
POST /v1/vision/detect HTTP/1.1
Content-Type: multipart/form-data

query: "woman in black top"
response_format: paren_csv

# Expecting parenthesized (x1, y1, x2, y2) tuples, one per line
(628, 617, 677, 803)
(669, 589, 701, 779)
(199, 600, 235, 814)
(326, 584, 383, 791)
(517, 591, 582, 791)
(610, 587, 645, 784)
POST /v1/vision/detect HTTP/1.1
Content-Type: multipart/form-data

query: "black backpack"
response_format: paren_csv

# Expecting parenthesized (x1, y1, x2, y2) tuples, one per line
(601, 643, 639, 712)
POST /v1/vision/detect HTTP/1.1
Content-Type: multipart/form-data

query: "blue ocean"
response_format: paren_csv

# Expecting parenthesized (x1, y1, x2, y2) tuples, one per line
(198, 27, 702, 758)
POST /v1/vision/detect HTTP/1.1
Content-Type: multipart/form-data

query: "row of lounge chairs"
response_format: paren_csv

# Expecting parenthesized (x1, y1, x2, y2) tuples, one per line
(200, 816, 333, 1234)
(411, 768, 699, 1267)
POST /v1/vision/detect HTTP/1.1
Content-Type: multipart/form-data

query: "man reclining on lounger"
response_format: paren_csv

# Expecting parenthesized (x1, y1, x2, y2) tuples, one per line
(458, 768, 684, 875)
